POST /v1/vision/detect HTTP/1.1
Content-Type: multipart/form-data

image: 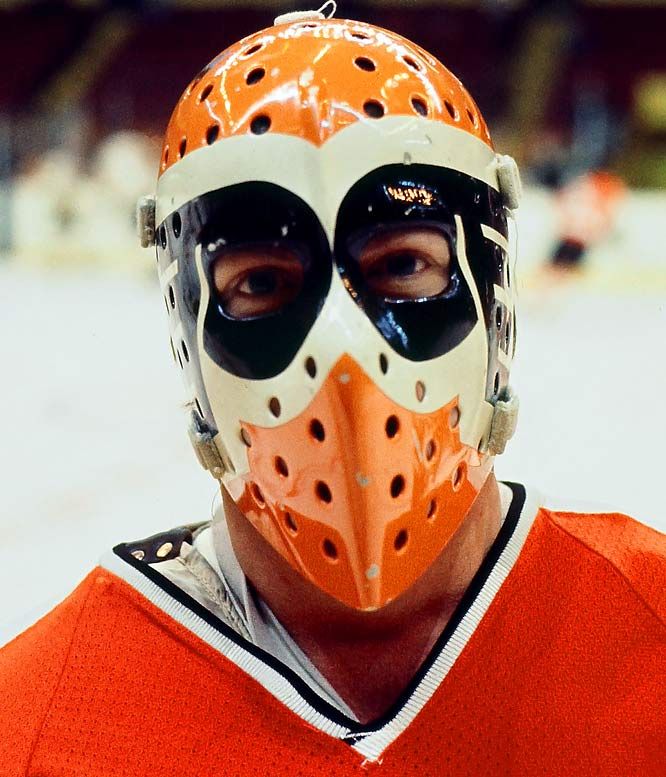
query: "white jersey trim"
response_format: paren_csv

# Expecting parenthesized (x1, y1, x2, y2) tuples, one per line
(100, 483, 539, 761)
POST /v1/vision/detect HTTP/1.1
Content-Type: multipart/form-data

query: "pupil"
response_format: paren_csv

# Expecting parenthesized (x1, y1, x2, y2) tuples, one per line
(248, 269, 278, 295)
(386, 253, 417, 276)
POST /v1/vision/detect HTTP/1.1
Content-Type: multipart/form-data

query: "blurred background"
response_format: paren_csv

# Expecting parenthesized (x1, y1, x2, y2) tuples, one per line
(1, 0, 665, 643)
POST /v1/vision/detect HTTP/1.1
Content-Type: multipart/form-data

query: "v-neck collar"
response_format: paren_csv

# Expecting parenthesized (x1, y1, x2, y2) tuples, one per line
(103, 482, 535, 762)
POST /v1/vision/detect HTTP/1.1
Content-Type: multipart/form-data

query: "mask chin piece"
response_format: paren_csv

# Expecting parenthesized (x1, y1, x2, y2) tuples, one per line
(187, 407, 232, 481)
(486, 386, 519, 455)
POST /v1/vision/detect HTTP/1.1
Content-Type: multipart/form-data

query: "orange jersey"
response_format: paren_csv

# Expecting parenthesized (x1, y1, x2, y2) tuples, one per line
(1, 485, 664, 776)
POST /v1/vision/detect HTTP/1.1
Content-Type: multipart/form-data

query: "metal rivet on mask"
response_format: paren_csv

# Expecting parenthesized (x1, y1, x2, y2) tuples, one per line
(365, 564, 380, 580)
(156, 542, 173, 559)
(131, 549, 145, 560)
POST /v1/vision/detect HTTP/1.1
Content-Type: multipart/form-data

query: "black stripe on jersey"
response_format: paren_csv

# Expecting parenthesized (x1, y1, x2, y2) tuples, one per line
(113, 481, 526, 737)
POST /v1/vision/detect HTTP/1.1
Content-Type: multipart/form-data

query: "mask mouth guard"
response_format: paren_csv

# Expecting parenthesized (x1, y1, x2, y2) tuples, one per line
(139, 16, 521, 610)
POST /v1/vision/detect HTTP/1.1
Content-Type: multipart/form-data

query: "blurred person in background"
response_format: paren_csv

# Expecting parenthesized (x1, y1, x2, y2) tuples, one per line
(0, 8, 663, 776)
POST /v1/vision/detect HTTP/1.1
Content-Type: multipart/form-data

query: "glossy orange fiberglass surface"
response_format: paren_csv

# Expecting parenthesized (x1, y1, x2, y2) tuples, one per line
(159, 18, 492, 176)
(232, 355, 492, 611)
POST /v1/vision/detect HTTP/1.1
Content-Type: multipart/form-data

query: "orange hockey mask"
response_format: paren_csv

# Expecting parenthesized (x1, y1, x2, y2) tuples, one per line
(146, 14, 521, 611)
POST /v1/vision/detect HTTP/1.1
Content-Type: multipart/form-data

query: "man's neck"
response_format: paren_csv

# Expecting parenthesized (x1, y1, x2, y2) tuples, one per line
(222, 474, 503, 723)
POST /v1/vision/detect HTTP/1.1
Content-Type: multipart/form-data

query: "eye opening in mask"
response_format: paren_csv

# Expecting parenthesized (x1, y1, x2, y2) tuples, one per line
(345, 222, 454, 303)
(208, 241, 309, 320)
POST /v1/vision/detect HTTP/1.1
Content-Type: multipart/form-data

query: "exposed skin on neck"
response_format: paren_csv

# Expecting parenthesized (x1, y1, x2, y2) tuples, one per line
(222, 473, 503, 724)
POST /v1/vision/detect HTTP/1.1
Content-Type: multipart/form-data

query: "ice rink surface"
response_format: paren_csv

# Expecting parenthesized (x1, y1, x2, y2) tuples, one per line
(1, 259, 664, 644)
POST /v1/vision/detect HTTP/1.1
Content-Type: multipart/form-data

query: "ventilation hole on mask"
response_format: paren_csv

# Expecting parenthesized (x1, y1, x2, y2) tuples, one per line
(427, 499, 437, 520)
(444, 100, 457, 120)
(305, 356, 317, 378)
(268, 396, 281, 417)
(394, 528, 409, 552)
(402, 54, 422, 72)
(250, 114, 271, 134)
(164, 296, 169, 313)
(363, 100, 385, 119)
(172, 212, 181, 238)
(199, 83, 213, 102)
(169, 338, 176, 363)
(496, 305, 503, 330)
(274, 456, 289, 477)
(452, 463, 466, 491)
(385, 415, 400, 439)
(415, 380, 426, 402)
(168, 285, 176, 309)
(449, 405, 460, 429)
(478, 436, 486, 452)
(310, 418, 325, 442)
(240, 427, 252, 447)
(466, 107, 478, 127)
(351, 30, 370, 40)
(181, 340, 189, 362)
(322, 538, 338, 561)
(177, 350, 183, 369)
(425, 439, 436, 461)
(251, 482, 265, 506)
(206, 124, 219, 145)
(390, 474, 405, 498)
(354, 56, 376, 72)
(505, 321, 511, 348)
(411, 96, 428, 116)
(379, 353, 389, 374)
(316, 481, 332, 503)
(159, 225, 167, 250)
(494, 372, 500, 395)
(194, 398, 204, 418)
(298, 22, 319, 29)
(163, 146, 169, 166)
(285, 512, 298, 534)
(246, 67, 265, 85)
(178, 137, 187, 158)
(242, 42, 263, 57)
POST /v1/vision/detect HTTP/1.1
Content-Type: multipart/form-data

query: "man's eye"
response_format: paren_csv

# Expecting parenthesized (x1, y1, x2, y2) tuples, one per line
(239, 268, 280, 296)
(380, 253, 424, 278)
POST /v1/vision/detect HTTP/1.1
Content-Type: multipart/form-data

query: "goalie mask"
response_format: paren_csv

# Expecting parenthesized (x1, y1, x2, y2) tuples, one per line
(145, 15, 520, 611)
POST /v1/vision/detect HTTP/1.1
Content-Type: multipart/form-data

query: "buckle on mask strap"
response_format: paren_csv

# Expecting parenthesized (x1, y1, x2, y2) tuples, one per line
(487, 386, 519, 455)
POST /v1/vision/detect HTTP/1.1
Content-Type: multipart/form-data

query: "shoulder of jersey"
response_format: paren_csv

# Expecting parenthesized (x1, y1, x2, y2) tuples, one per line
(538, 498, 666, 624)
